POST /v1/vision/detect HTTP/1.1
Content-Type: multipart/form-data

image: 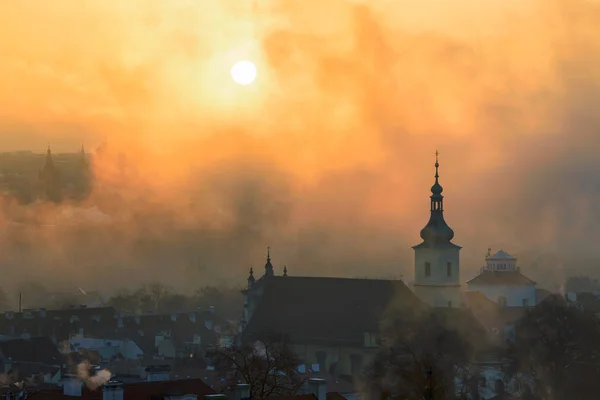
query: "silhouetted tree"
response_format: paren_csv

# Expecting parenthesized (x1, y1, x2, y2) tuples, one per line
(108, 283, 175, 313)
(138, 282, 173, 311)
(513, 295, 600, 400)
(108, 289, 142, 313)
(160, 293, 192, 313)
(207, 333, 304, 398)
(194, 285, 243, 319)
(366, 312, 474, 400)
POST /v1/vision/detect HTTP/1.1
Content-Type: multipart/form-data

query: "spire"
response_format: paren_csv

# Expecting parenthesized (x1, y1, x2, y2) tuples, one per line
(417, 151, 456, 247)
(247, 266, 255, 288)
(283, 265, 288, 277)
(43, 144, 55, 172)
(264, 246, 274, 277)
(430, 150, 443, 201)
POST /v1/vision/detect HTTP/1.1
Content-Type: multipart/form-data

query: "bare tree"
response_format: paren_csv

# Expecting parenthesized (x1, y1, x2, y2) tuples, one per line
(207, 333, 304, 398)
(366, 312, 474, 400)
(513, 295, 600, 400)
(144, 282, 173, 311)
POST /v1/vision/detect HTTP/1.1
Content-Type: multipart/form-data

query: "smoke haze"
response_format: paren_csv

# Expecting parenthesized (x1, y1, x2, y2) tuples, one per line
(0, 0, 599, 293)
(77, 361, 111, 390)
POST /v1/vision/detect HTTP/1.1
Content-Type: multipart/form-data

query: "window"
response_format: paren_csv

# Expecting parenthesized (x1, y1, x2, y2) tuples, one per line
(447, 262, 452, 277)
(522, 299, 529, 307)
(425, 262, 431, 277)
(498, 296, 507, 307)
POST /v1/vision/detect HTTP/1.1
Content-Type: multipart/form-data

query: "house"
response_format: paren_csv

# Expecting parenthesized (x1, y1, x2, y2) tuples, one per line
(0, 336, 63, 384)
(0, 306, 230, 360)
(67, 337, 144, 361)
(466, 249, 537, 307)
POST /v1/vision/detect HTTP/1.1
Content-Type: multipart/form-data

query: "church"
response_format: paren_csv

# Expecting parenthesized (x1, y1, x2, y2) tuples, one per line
(238, 153, 483, 378)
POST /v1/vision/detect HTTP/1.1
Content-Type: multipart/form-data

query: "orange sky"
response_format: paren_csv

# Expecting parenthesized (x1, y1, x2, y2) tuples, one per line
(0, 0, 599, 291)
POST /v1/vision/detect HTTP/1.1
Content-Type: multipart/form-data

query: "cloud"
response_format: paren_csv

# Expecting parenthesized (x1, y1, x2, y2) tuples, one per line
(0, 0, 599, 293)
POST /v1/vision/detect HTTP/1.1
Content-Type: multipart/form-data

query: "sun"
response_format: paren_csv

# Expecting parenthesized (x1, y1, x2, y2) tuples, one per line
(230, 60, 257, 86)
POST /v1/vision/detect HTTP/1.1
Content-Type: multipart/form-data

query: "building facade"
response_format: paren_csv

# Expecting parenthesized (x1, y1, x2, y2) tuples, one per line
(466, 249, 537, 307)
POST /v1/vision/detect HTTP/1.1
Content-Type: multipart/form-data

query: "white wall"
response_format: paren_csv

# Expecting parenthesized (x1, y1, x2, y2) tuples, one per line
(413, 285, 463, 308)
(414, 247, 461, 285)
(467, 284, 536, 307)
(413, 246, 462, 307)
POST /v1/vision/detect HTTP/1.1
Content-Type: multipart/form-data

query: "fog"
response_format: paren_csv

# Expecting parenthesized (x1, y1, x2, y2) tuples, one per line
(0, 0, 599, 294)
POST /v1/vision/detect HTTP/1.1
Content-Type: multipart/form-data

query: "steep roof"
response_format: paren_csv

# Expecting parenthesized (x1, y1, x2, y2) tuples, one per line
(242, 276, 423, 346)
(0, 336, 61, 365)
(466, 271, 536, 286)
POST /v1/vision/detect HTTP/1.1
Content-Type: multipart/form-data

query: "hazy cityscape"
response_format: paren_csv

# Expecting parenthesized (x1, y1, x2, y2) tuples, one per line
(1, 0, 600, 399)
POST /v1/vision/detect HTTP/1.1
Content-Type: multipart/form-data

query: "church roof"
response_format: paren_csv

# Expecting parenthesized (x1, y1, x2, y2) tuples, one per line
(489, 250, 516, 260)
(466, 271, 536, 286)
(242, 276, 424, 346)
(242, 276, 489, 351)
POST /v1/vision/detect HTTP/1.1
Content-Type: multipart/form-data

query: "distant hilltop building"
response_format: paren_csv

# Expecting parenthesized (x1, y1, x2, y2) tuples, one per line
(466, 249, 537, 307)
(0, 144, 92, 204)
(37, 145, 62, 202)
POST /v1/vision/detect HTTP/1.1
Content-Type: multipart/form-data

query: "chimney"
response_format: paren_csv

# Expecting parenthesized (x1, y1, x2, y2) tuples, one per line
(235, 384, 251, 400)
(63, 376, 83, 397)
(204, 395, 228, 400)
(103, 381, 124, 400)
(308, 378, 327, 400)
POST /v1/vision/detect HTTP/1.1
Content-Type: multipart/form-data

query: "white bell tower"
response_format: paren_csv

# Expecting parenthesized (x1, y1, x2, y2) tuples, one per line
(412, 151, 462, 308)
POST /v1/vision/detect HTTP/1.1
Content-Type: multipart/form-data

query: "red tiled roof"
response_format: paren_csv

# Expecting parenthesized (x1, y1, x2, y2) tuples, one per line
(26, 378, 215, 400)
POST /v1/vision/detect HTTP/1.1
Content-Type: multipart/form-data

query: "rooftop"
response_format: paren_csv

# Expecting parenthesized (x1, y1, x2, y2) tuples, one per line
(466, 271, 536, 286)
(489, 250, 516, 260)
(243, 276, 423, 346)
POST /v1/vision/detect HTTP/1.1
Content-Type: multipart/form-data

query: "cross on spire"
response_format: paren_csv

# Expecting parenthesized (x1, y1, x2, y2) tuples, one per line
(264, 246, 274, 277)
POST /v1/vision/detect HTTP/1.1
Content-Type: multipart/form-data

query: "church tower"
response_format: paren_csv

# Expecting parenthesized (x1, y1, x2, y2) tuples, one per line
(412, 151, 462, 308)
(38, 145, 62, 203)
